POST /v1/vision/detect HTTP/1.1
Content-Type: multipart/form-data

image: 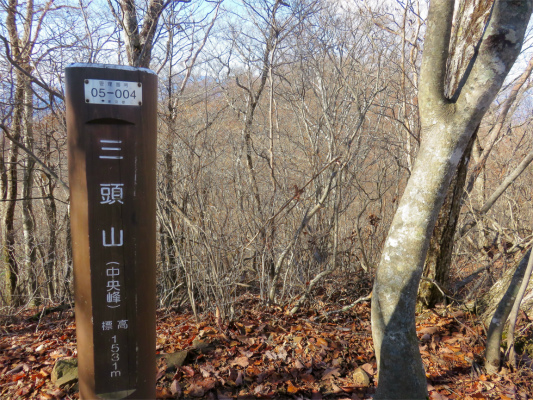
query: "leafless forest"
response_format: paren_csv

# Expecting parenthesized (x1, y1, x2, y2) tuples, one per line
(2, 0, 533, 397)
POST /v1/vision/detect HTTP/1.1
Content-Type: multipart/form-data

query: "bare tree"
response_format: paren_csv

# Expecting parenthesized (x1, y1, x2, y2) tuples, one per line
(418, 0, 492, 309)
(1, 0, 56, 306)
(371, 1, 533, 399)
(107, 0, 195, 68)
(285, 3, 389, 313)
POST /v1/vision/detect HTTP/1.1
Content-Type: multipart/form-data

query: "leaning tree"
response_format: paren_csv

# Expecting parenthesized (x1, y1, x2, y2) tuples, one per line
(371, 1, 533, 399)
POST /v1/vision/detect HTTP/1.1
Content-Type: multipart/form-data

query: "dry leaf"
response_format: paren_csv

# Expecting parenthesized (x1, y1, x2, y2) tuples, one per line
(188, 383, 205, 397)
(361, 363, 374, 376)
(156, 387, 174, 399)
(233, 356, 250, 368)
(235, 370, 244, 386)
(181, 365, 195, 377)
(228, 368, 238, 382)
(430, 391, 449, 400)
(199, 377, 217, 390)
(276, 347, 288, 361)
(418, 326, 439, 335)
(170, 379, 182, 396)
(331, 383, 343, 393)
(322, 367, 341, 380)
(254, 384, 265, 394)
(301, 373, 316, 383)
(216, 305, 223, 329)
(287, 380, 299, 393)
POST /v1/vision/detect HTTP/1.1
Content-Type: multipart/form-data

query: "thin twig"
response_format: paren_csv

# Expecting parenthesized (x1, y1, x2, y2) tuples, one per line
(0, 124, 69, 190)
(324, 292, 372, 316)
(0, 35, 64, 100)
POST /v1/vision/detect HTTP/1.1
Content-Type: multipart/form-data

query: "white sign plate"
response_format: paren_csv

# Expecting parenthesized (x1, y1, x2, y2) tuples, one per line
(84, 79, 142, 106)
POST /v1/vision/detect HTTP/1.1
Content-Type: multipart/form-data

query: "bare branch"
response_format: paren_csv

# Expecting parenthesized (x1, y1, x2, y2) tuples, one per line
(0, 124, 68, 190)
(0, 35, 64, 100)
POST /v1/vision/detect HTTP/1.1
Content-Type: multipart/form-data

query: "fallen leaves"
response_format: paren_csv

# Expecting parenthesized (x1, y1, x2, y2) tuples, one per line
(232, 356, 250, 368)
(1, 295, 532, 399)
(170, 379, 182, 396)
(322, 367, 341, 380)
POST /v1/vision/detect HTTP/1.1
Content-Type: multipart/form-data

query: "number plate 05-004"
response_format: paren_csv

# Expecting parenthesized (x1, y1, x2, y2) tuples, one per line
(84, 79, 142, 106)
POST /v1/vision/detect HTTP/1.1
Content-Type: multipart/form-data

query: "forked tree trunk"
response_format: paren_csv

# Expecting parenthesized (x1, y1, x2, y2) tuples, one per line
(418, 0, 492, 310)
(371, 1, 533, 399)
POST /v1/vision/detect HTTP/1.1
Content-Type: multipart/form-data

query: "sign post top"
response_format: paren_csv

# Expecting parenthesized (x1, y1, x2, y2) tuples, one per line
(67, 63, 157, 76)
(65, 63, 158, 125)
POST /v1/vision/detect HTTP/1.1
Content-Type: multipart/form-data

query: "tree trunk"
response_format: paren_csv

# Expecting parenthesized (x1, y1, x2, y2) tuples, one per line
(42, 187, 57, 301)
(112, 0, 175, 68)
(22, 75, 38, 306)
(418, 133, 475, 309)
(2, 2, 23, 305)
(2, 0, 51, 307)
(62, 210, 73, 301)
(418, 0, 493, 311)
(2, 71, 23, 306)
(478, 252, 533, 327)
(39, 133, 58, 301)
(371, 1, 532, 398)
(506, 248, 533, 367)
(484, 249, 533, 373)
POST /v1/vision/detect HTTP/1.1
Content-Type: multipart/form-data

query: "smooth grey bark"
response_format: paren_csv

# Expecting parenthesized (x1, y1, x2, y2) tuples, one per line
(445, 0, 493, 97)
(485, 249, 532, 373)
(419, 0, 492, 310)
(478, 254, 533, 326)
(371, 1, 533, 399)
(505, 248, 533, 367)
(418, 133, 474, 309)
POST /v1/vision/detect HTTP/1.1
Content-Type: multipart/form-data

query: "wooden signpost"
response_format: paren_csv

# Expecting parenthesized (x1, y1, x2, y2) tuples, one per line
(66, 64, 157, 399)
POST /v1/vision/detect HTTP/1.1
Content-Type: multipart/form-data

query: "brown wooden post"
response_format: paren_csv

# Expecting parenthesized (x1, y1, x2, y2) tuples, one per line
(66, 64, 157, 399)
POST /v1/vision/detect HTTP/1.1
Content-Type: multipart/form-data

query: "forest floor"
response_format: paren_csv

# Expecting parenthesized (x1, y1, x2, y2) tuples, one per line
(1, 291, 532, 400)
